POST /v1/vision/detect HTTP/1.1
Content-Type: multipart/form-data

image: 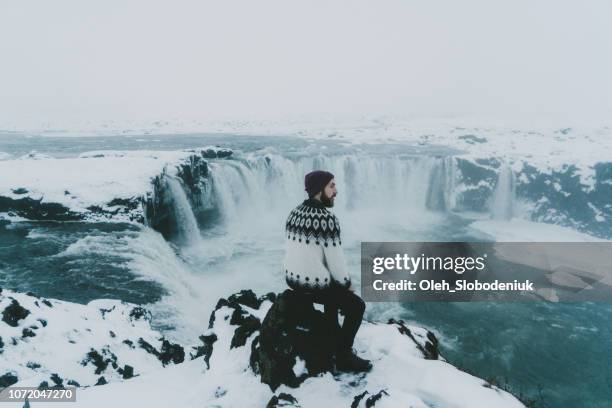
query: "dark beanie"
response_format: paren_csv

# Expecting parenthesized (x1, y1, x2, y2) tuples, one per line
(304, 170, 334, 197)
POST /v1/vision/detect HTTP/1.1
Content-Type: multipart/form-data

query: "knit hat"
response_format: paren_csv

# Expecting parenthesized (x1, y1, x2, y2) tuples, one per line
(304, 170, 334, 197)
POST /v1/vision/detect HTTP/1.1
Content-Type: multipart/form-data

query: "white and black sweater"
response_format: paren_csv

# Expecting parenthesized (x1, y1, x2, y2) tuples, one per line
(283, 198, 351, 291)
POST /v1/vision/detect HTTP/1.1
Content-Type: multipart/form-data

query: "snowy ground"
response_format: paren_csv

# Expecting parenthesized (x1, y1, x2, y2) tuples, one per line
(1, 290, 525, 408)
(0, 289, 185, 390)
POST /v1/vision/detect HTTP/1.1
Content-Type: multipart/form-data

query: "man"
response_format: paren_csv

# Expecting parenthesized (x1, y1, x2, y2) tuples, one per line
(283, 170, 372, 373)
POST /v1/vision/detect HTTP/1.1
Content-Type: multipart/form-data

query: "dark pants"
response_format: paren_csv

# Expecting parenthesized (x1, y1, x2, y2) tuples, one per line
(298, 285, 366, 351)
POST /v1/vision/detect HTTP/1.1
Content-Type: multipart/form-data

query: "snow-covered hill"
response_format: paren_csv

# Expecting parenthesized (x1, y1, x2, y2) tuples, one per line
(0, 289, 526, 408)
(0, 288, 186, 390)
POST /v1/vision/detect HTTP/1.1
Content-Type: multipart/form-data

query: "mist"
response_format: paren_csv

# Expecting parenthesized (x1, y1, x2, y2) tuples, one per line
(1, 0, 611, 127)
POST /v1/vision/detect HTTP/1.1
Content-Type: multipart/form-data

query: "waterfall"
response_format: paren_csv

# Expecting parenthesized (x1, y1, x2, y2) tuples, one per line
(194, 154, 457, 243)
(490, 164, 516, 220)
(425, 157, 457, 212)
(202, 154, 462, 218)
(165, 176, 201, 245)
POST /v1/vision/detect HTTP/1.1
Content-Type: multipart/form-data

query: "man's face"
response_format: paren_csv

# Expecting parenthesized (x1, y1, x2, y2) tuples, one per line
(321, 179, 337, 207)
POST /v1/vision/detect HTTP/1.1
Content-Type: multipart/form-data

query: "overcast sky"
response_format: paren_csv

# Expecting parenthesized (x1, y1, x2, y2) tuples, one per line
(1, 0, 611, 126)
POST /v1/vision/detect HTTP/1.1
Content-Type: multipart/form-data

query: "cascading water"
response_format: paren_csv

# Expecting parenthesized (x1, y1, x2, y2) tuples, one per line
(490, 164, 516, 220)
(164, 176, 201, 245)
(205, 153, 457, 222)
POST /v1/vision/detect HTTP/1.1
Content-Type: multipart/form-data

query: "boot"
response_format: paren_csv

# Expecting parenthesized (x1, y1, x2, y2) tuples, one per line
(335, 349, 372, 373)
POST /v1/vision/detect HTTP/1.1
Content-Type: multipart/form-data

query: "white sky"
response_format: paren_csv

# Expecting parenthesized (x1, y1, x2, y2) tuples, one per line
(1, 0, 611, 126)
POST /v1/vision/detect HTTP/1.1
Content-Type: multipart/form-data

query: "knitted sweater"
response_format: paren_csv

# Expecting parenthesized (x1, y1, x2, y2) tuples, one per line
(283, 198, 351, 291)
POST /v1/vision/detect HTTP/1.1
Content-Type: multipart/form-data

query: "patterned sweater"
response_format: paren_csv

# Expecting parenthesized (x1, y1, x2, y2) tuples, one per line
(283, 198, 351, 291)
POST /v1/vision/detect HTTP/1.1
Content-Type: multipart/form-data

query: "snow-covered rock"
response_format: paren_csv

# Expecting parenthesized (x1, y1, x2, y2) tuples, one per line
(204, 289, 525, 407)
(0, 147, 231, 224)
(0, 288, 185, 389)
(1, 289, 526, 407)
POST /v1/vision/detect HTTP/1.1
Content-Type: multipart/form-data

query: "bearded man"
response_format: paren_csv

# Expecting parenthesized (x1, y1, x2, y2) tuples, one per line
(283, 170, 372, 373)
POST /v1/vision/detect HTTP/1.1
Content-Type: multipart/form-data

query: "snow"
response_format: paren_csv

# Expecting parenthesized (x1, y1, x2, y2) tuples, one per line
(0, 289, 180, 389)
(2, 116, 610, 182)
(0, 150, 192, 219)
(2, 290, 525, 408)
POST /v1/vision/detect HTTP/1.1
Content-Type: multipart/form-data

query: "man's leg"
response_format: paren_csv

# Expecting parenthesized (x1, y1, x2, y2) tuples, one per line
(321, 286, 371, 372)
(333, 288, 366, 350)
(323, 302, 340, 331)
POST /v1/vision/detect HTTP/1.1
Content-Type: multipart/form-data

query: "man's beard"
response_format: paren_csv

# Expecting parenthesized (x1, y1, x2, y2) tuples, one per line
(321, 191, 335, 207)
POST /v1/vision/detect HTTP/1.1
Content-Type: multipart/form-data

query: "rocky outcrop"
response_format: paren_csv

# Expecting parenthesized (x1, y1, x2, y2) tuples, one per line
(1, 287, 525, 407)
(197, 289, 524, 407)
(202, 289, 441, 392)
(0, 147, 233, 229)
(248, 290, 441, 391)
(143, 153, 214, 240)
(250, 290, 342, 390)
(0, 195, 82, 222)
(0, 289, 185, 389)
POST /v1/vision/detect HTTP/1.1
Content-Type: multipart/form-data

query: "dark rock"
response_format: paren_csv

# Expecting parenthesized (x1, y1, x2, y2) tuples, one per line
(123, 339, 135, 348)
(129, 306, 151, 322)
(0, 336, 3, 352)
(99, 306, 116, 318)
(11, 188, 28, 195)
(82, 350, 108, 374)
(191, 333, 217, 369)
(138, 337, 184, 366)
(201, 147, 233, 159)
(37, 318, 47, 327)
(25, 291, 39, 298)
(159, 340, 185, 365)
(266, 393, 300, 407)
(42, 299, 53, 307)
(50, 373, 64, 389)
(95, 376, 107, 386)
(365, 390, 389, 407)
(210, 291, 275, 330)
(228, 289, 261, 309)
(87, 205, 104, 213)
(388, 319, 439, 360)
(138, 338, 159, 357)
(66, 380, 80, 387)
(209, 298, 230, 328)
(231, 315, 260, 349)
(2, 299, 31, 327)
(0, 196, 82, 221)
(26, 362, 41, 369)
(38, 381, 49, 390)
(0, 372, 18, 388)
(351, 390, 390, 408)
(119, 365, 134, 379)
(107, 197, 140, 212)
(352, 391, 369, 408)
(81, 348, 117, 375)
(109, 330, 116, 338)
(144, 154, 214, 240)
(22, 327, 36, 338)
(249, 290, 339, 390)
